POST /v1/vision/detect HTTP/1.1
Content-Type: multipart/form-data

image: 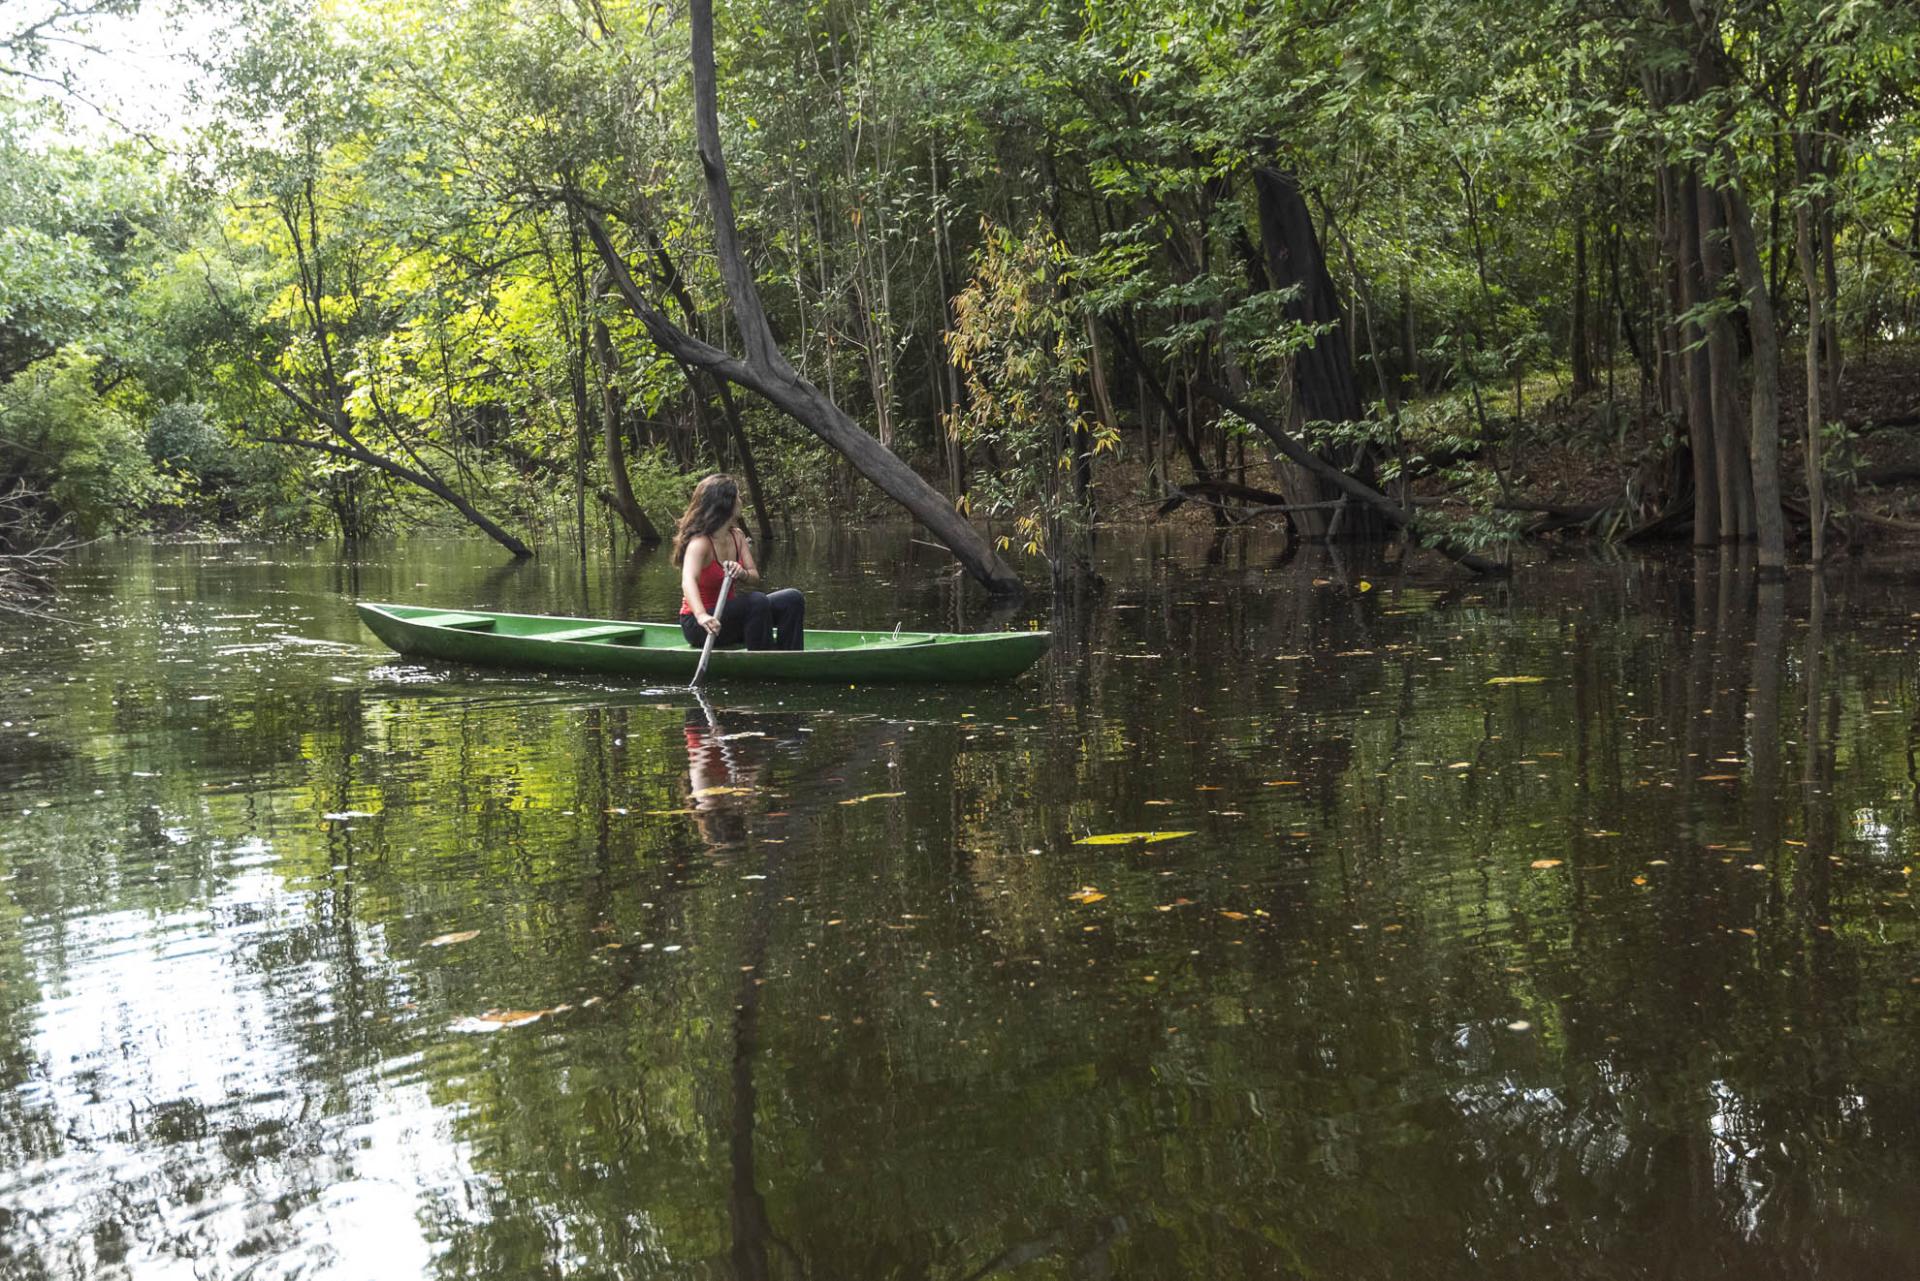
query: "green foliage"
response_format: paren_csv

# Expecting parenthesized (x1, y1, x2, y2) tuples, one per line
(945, 218, 1115, 563)
(0, 347, 162, 533)
(6, 0, 1920, 555)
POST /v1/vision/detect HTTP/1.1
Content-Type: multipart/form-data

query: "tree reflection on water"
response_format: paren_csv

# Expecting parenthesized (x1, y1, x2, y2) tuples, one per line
(0, 534, 1915, 1278)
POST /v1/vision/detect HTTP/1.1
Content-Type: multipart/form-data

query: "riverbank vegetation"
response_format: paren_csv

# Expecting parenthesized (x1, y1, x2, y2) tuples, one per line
(4, 0, 1919, 595)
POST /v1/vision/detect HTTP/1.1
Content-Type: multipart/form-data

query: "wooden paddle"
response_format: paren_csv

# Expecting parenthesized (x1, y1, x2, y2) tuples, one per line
(689, 567, 736, 688)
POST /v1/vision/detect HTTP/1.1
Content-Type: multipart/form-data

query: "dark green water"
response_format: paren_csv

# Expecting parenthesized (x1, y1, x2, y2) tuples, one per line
(1, 531, 1918, 1279)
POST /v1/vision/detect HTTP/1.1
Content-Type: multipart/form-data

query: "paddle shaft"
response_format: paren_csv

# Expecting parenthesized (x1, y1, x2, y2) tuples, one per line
(689, 568, 737, 687)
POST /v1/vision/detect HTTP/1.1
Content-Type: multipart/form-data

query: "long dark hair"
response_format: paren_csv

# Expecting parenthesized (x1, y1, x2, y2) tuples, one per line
(671, 474, 741, 565)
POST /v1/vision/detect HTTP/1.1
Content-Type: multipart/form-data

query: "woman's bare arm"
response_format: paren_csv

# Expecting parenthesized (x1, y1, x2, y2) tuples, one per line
(733, 526, 760, 583)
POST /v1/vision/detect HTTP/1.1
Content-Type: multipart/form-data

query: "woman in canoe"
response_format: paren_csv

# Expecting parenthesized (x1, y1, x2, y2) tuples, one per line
(675, 474, 805, 651)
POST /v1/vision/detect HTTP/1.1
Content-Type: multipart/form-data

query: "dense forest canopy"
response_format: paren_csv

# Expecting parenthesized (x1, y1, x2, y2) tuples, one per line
(3, 0, 1919, 596)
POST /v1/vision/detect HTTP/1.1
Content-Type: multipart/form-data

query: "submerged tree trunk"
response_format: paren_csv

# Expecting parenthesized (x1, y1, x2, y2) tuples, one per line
(589, 276, 661, 544)
(1251, 166, 1383, 540)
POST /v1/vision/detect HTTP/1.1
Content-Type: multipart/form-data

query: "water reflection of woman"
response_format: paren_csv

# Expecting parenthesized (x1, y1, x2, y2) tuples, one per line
(685, 708, 750, 851)
(675, 474, 805, 651)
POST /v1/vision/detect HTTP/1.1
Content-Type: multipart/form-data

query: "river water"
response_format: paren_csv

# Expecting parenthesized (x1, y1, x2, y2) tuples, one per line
(0, 531, 1916, 1279)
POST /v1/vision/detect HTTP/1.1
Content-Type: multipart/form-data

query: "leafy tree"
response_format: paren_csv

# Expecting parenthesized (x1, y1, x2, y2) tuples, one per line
(0, 346, 160, 533)
(946, 217, 1112, 577)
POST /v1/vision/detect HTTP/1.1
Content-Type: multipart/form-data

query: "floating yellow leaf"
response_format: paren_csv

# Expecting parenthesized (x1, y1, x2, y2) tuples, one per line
(840, 791, 907, 805)
(1357, 580, 1373, 592)
(1264, 780, 1302, 787)
(1632, 875, 1648, 886)
(1699, 774, 1739, 782)
(1068, 887, 1107, 904)
(1219, 910, 1250, 921)
(427, 930, 479, 947)
(449, 1005, 572, 1033)
(1074, 831, 1196, 845)
(1529, 859, 1563, 869)
(484, 1008, 557, 1024)
(1486, 676, 1547, 685)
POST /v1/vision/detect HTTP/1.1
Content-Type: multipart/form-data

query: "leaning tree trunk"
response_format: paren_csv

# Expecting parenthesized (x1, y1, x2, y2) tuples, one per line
(581, 209, 1022, 595)
(588, 0, 1021, 595)
(253, 371, 533, 558)
(1251, 166, 1384, 540)
(1195, 377, 1503, 575)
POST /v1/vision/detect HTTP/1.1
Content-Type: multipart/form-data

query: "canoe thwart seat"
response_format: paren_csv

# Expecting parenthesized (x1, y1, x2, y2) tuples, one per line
(543, 623, 651, 644)
(411, 611, 496, 631)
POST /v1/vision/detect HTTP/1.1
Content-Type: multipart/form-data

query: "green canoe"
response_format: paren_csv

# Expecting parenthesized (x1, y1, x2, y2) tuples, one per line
(355, 602, 1051, 684)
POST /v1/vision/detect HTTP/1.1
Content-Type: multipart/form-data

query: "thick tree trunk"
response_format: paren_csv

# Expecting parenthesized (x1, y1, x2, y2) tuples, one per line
(1695, 172, 1754, 540)
(1251, 166, 1384, 540)
(1720, 175, 1788, 573)
(582, 0, 1022, 595)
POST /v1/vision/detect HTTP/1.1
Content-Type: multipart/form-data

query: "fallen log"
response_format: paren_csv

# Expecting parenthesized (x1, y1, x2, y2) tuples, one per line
(1156, 479, 1293, 516)
(1855, 461, 1920, 489)
(1193, 379, 1505, 575)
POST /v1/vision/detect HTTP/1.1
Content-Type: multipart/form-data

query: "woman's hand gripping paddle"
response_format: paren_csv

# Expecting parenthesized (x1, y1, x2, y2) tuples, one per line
(689, 567, 736, 689)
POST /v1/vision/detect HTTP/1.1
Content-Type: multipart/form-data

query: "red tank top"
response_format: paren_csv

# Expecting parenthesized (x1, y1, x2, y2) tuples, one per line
(680, 531, 742, 614)
(681, 558, 725, 615)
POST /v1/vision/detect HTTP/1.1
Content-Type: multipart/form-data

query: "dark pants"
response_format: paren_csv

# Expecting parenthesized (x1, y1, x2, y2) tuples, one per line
(681, 588, 806, 651)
